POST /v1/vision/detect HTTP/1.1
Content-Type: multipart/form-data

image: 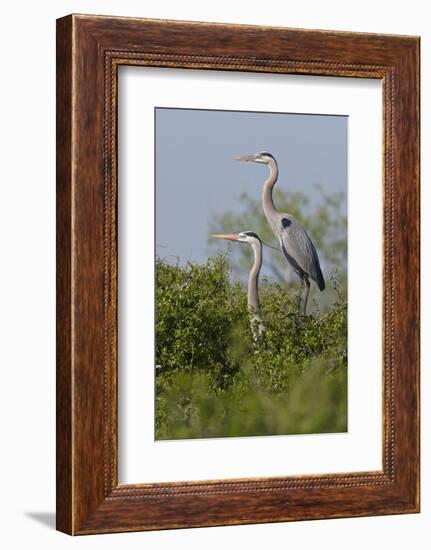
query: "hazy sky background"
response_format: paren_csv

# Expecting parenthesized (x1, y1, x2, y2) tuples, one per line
(155, 108, 347, 279)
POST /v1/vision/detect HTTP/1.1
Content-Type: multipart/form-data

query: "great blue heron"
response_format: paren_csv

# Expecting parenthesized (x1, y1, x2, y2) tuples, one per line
(212, 231, 264, 338)
(235, 152, 325, 314)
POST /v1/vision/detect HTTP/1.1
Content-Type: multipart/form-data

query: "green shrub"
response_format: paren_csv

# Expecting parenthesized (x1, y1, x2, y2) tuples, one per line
(155, 255, 347, 440)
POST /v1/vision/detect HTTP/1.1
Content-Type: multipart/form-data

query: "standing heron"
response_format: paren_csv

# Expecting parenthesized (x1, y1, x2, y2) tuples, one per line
(235, 152, 325, 314)
(212, 231, 264, 338)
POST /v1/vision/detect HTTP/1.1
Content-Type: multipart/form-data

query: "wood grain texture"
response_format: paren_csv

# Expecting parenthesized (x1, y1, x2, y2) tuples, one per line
(56, 14, 420, 535)
(56, 15, 73, 535)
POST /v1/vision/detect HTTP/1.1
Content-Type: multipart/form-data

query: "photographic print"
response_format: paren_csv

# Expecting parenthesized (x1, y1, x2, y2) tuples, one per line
(155, 107, 347, 441)
(57, 16, 420, 533)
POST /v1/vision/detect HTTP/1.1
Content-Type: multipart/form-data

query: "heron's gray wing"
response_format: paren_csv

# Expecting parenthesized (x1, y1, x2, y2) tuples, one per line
(279, 218, 325, 290)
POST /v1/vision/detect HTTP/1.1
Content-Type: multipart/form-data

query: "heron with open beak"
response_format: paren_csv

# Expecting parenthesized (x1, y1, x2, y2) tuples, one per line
(235, 152, 325, 315)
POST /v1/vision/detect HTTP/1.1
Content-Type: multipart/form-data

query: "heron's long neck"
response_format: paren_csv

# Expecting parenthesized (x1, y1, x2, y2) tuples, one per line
(262, 160, 279, 223)
(248, 242, 262, 311)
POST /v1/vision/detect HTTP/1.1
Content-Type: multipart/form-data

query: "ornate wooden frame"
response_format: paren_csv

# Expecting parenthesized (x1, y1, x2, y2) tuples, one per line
(56, 14, 420, 535)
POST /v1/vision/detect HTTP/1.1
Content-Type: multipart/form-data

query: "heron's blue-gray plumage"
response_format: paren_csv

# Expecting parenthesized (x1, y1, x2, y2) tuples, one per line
(260, 154, 325, 293)
(277, 214, 325, 290)
(236, 151, 325, 314)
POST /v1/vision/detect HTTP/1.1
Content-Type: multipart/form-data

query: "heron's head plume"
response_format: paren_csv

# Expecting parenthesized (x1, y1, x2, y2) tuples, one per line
(238, 231, 262, 244)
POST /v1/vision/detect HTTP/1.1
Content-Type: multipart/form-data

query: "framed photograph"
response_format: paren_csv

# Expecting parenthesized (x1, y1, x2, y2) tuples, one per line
(56, 14, 420, 535)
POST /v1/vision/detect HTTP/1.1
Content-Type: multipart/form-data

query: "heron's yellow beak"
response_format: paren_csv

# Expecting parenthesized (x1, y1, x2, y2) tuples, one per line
(211, 234, 240, 241)
(234, 155, 256, 162)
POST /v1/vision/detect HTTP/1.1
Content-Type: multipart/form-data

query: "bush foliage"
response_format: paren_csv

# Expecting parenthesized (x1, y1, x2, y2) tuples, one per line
(155, 255, 347, 440)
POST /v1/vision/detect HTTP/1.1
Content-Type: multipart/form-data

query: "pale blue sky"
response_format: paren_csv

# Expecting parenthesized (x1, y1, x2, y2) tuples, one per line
(155, 107, 347, 275)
